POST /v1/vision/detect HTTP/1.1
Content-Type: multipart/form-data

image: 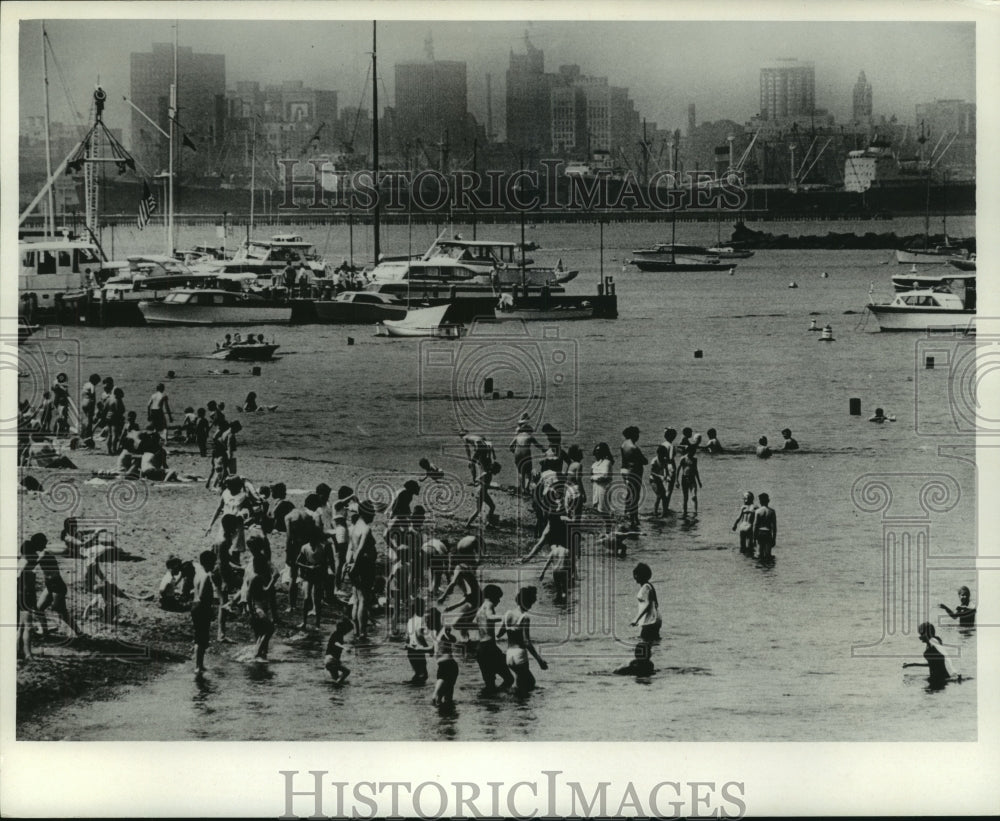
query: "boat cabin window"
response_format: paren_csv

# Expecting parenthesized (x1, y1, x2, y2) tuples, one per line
(58, 250, 72, 269)
(22, 250, 35, 269)
(353, 294, 379, 304)
(36, 250, 57, 275)
(164, 292, 192, 304)
(74, 247, 101, 270)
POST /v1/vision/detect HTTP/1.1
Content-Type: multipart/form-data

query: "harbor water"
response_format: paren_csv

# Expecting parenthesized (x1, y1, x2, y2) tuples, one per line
(20, 217, 977, 741)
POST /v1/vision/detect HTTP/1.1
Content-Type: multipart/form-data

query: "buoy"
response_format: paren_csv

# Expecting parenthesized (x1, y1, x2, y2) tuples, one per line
(347, 336, 355, 345)
(910, 264, 918, 273)
(484, 377, 494, 395)
(849, 398, 862, 416)
(491, 391, 500, 400)
(506, 390, 514, 399)
(251, 366, 262, 376)
(818, 324, 835, 342)
(729, 267, 735, 275)
(808, 319, 819, 331)
(821, 272, 829, 278)
(167, 370, 176, 379)
(694, 350, 704, 359)
(926, 356, 935, 369)
(788, 281, 798, 289)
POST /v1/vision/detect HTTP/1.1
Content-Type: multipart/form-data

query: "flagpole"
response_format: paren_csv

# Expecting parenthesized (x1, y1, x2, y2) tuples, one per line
(41, 22, 56, 236)
(168, 22, 177, 256)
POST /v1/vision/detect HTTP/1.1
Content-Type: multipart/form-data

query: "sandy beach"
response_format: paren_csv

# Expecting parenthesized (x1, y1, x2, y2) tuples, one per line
(16, 439, 535, 728)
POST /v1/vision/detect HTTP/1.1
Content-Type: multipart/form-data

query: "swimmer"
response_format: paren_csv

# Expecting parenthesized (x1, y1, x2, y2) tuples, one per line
(753, 492, 777, 563)
(732, 492, 757, 553)
(755, 436, 773, 459)
(869, 407, 896, 423)
(903, 621, 961, 686)
(503, 586, 548, 693)
(630, 562, 661, 641)
(324, 618, 353, 683)
(939, 586, 976, 627)
(780, 428, 799, 451)
(702, 428, 724, 454)
(613, 642, 655, 677)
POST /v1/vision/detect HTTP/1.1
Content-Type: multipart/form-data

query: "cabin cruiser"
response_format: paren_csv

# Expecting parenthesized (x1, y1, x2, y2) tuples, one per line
(191, 234, 329, 277)
(19, 237, 107, 317)
(89, 255, 215, 325)
(868, 280, 975, 332)
(138, 287, 291, 326)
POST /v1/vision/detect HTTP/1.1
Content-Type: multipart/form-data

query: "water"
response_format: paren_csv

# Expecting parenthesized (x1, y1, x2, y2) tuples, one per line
(21, 217, 977, 740)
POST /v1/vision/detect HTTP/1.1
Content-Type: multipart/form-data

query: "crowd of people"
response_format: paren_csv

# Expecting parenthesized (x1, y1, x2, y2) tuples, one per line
(16, 376, 975, 698)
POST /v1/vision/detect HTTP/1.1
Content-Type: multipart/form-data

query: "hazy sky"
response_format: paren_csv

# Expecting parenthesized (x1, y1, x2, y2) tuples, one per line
(18, 17, 975, 139)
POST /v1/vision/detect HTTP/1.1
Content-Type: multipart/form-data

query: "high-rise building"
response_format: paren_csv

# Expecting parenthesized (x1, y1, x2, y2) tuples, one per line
(506, 34, 552, 153)
(915, 99, 976, 138)
(852, 71, 873, 124)
(130, 43, 226, 172)
(394, 58, 472, 158)
(759, 59, 815, 120)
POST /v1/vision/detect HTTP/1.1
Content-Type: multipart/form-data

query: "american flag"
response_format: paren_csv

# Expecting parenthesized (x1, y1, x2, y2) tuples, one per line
(137, 181, 157, 230)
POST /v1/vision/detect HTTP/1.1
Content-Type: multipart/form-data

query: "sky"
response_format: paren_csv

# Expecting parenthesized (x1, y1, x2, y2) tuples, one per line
(17, 16, 976, 143)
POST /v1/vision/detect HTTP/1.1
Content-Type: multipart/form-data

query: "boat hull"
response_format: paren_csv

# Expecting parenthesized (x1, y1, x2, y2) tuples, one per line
(209, 344, 281, 361)
(631, 259, 733, 272)
(313, 301, 407, 324)
(869, 305, 976, 332)
(138, 302, 291, 326)
(895, 249, 967, 265)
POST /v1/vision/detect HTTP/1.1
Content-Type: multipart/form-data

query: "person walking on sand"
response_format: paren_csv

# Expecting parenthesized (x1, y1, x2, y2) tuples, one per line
(732, 492, 757, 553)
(80, 373, 101, 443)
(509, 421, 543, 494)
(17, 540, 42, 660)
(147, 383, 173, 442)
(503, 585, 548, 694)
(753, 492, 777, 563)
(465, 460, 501, 529)
(35, 534, 82, 638)
(620, 426, 648, 531)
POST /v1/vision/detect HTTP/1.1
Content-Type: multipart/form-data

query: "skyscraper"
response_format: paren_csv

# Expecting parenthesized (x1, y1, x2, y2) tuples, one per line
(130, 43, 225, 171)
(852, 71, 873, 124)
(759, 59, 815, 120)
(394, 59, 471, 158)
(506, 34, 552, 153)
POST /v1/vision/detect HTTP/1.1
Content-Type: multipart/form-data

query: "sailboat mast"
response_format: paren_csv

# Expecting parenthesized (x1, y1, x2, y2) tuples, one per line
(372, 21, 381, 263)
(41, 22, 56, 237)
(168, 23, 177, 255)
(250, 115, 256, 233)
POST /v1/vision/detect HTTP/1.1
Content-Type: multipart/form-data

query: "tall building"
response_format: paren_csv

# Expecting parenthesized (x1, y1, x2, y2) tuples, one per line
(759, 59, 815, 120)
(394, 58, 472, 159)
(130, 43, 226, 172)
(505, 34, 552, 153)
(915, 98, 976, 177)
(852, 71, 873, 124)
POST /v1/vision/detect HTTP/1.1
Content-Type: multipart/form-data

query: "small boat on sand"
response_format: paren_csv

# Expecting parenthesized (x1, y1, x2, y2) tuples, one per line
(209, 342, 280, 361)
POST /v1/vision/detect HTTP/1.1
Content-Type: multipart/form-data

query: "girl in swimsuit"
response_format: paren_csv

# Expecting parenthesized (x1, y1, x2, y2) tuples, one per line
(903, 621, 960, 687)
(732, 492, 757, 553)
(503, 585, 548, 693)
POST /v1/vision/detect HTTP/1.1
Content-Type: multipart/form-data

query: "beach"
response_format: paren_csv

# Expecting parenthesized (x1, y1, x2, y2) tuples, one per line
(16, 219, 978, 741)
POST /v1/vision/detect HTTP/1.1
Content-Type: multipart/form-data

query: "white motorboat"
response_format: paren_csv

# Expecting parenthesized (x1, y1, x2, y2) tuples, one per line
(377, 303, 464, 338)
(891, 268, 976, 292)
(19, 237, 106, 315)
(868, 286, 975, 332)
(89, 255, 216, 325)
(138, 288, 291, 326)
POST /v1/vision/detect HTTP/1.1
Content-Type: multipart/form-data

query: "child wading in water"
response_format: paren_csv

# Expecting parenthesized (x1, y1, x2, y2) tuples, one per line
(677, 441, 702, 516)
(732, 492, 757, 553)
(427, 607, 459, 706)
(903, 622, 962, 688)
(939, 586, 976, 627)
(476, 584, 514, 691)
(649, 445, 670, 516)
(630, 562, 661, 642)
(405, 599, 432, 683)
(503, 586, 548, 694)
(324, 618, 353, 684)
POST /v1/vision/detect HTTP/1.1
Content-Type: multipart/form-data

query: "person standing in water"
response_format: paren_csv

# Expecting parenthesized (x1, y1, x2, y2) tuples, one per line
(903, 622, 961, 687)
(630, 562, 661, 642)
(780, 428, 799, 451)
(753, 493, 777, 563)
(620, 426, 648, 531)
(939, 586, 976, 627)
(191, 550, 217, 674)
(427, 606, 459, 707)
(590, 442, 615, 519)
(732, 492, 757, 553)
(503, 585, 548, 693)
(677, 442, 703, 516)
(476, 584, 514, 692)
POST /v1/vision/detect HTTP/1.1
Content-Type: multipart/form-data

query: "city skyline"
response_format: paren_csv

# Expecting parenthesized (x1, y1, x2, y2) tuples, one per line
(18, 19, 975, 144)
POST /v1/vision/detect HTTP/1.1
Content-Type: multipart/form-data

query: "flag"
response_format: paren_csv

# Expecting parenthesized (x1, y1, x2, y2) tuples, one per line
(182, 133, 198, 152)
(137, 181, 157, 230)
